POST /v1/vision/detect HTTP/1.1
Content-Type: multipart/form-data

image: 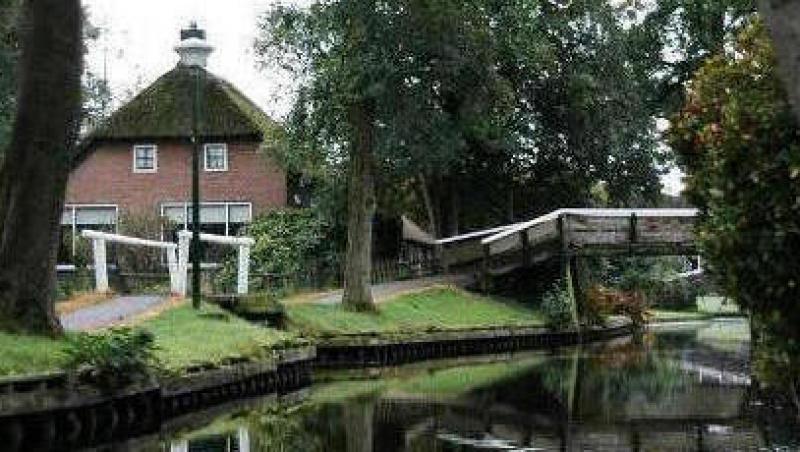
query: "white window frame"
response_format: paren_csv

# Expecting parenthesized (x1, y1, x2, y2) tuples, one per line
(160, 201, 252, 236)
(203, 143, 228, 172)
(132, 144, 158, 173)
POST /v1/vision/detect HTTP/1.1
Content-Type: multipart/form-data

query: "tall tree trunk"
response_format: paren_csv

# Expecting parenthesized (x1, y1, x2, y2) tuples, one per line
(760, 0, 800, 124)
(342, 100, 376, 311)
(0, 0, 82, 335)
(417, 173, 438, 238)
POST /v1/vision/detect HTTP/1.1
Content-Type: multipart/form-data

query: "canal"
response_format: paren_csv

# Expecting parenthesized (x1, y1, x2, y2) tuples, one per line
(79, 319, 800, 450)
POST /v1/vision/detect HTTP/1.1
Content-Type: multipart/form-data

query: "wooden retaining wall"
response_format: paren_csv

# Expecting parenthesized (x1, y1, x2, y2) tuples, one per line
(0, 346, 315, 452)
(315, 319, 633, 369)
(0, 320, 634, 450)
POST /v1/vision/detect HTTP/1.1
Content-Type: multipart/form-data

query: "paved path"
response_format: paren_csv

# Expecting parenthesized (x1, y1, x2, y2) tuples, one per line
(311, 274, 475, 305)
(60, 295, 168, 331)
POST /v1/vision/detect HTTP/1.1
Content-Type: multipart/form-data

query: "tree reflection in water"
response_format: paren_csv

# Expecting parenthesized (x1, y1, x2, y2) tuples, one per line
(163, 320, 800, 451)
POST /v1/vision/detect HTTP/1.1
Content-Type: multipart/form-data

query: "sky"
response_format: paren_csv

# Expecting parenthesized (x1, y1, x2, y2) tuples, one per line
(83, 0, 684, 196)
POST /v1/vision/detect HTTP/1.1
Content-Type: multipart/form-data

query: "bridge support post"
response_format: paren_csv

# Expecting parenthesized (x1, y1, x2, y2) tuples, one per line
(558, 214, 580, 331)
(481, 243, 490, 294)
(520, 231, 530, 268)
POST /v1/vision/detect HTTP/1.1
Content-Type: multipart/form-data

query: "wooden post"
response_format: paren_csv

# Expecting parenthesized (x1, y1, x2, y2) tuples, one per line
(482, 243, 491, 294)
(558, 214, 580, 331)
(629, 213, 638, 245)
(520, 230, 530, 268)
(438, 243, 448, 275)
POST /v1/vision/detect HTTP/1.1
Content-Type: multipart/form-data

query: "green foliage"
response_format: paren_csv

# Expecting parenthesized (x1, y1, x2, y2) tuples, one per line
(55, 268, 94, 301)
(257, 0, 668, 236)
(642, 0, 756, 115)
(668, 20, 800, 337)
(116, 213, 174, 273)
(63, 327, 158, 390)
(540, 282, 573, 331)
(215, 209, 337, 293)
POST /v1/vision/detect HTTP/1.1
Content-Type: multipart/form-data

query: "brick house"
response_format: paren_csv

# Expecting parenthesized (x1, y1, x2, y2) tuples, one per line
(62, 24, 286, 262)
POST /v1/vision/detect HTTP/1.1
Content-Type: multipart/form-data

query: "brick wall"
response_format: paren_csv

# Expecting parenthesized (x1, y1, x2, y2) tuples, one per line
(65, 141, 286, 216)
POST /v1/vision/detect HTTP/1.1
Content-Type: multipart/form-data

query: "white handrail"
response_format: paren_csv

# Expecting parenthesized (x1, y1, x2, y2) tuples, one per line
(435, 224, 523, 245)
(177, 230, 255, 246)
(82, 230, 178, 249)
(480, 208, 699, 246)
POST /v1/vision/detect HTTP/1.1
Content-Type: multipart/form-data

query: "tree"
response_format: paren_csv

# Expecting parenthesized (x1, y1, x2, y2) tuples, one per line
(668, 20, 800, 339)
(759, 0, 800, 125)
(0, 0, 20, 154)
(642, 0, 756, 116)
(0, 0, 83, 334)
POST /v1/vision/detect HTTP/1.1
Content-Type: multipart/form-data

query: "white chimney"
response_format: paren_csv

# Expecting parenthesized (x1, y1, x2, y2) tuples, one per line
(175, 22, 213, 68)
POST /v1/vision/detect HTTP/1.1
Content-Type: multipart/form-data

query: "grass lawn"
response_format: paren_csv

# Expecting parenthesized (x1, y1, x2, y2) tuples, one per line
(140, 304, 299, 371)
(0, 302, 299, 378)
(284, 287, 545, 337)
(649, 296, 742, 322)
(0, 331, 68, 377)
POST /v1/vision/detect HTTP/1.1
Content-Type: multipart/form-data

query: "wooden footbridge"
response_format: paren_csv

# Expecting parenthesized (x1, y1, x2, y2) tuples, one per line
(434, 208, 698, 291)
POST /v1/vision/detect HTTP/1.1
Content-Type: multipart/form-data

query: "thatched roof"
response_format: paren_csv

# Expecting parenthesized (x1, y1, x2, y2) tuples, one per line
(84, 66, 279, 145)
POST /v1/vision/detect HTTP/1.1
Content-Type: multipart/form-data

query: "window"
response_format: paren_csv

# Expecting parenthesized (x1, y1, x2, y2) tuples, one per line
(161, 202, 252, 236)
(60, 205, 118, 264)
(204, 143, 228, 172)
(133, 145, 157, 173)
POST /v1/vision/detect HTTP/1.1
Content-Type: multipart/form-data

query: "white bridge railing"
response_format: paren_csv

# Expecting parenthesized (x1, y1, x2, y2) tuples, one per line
(81, 230, 181, 294)
(81, 229, 255, 297)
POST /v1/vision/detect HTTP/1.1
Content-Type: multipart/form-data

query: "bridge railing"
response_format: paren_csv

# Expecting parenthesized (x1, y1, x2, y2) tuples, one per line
(435, 208, 699, 282)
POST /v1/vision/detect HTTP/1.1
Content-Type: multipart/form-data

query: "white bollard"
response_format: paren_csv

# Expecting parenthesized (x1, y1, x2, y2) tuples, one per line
(92, 238, 109, 293)
(177, 232, 191, 296)
(167, 247, 180, 295)
(237, 245, 250, 295)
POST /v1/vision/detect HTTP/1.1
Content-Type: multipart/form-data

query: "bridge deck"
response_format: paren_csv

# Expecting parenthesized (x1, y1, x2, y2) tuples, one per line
(435, 208, 698, 284)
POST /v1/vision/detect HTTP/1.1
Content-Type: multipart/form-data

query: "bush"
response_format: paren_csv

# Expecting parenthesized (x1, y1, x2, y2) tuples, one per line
(668, 20, 800, 337)
(586, 285, 649, 327)
(63, 328, 159, 390)
(540, 282, 574, 330)
(215, 209, 338, 293)
(116, 213, 175, 273)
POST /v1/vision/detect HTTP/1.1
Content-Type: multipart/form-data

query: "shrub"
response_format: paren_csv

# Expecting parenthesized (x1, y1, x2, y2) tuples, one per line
(63, 328, 159, 390)
(668, 20, 800, 337)
(215, 209, 338, 293)
(586, 285, 649, 327)
(116, 213, 175, 273)
(540, 282, 574, 330)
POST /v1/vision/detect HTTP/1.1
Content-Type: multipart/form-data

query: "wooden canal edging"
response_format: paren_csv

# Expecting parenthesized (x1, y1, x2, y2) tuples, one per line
(0, 346, 315, 452)
(314, 317, 634, 369)
(0, 317, 637, 450)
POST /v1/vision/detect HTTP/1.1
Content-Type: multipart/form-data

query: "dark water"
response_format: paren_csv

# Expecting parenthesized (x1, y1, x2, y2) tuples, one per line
(148, 319, 799, 451)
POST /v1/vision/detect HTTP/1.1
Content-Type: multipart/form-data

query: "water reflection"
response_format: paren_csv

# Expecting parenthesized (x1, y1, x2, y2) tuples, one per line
(163, 319, 800, 451)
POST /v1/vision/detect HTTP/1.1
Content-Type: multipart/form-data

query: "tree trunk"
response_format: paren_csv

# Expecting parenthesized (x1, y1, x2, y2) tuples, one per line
(760, 0, 800, 124)
(417, 173, 438, 238)
(342, 100, 376, 311)
(0, 0, 82, 335)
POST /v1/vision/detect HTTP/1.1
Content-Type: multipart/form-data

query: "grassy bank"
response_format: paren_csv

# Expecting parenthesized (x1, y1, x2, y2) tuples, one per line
(284, 287, 545, 337)
(0, 303, 298, 377)
(650, 296, 743, 322)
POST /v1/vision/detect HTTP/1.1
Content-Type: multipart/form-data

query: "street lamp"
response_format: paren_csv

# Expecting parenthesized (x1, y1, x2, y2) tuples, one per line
(176, 22, 214, 309)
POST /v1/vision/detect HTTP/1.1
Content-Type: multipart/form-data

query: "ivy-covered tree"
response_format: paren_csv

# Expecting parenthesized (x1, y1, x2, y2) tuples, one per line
(668, 20, 800, 338)
(0, 0, 83, 334)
